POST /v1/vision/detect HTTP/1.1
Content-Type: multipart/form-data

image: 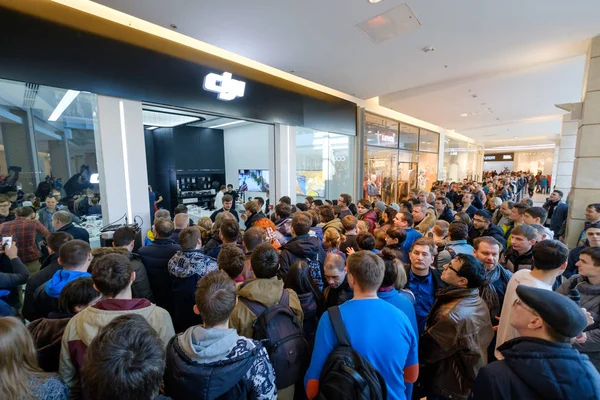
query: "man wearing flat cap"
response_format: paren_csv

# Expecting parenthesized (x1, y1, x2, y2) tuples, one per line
(472, 285, 600, 400)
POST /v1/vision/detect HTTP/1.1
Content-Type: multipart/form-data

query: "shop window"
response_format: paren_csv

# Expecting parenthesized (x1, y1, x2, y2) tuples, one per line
(399, 123, 419, 151)
(418, 152, 438, 192)
(365, 114, 398, 148)
(443, 137, 469, 182)
(419, 129, 439, 153)
(365, 147, 397, 203)
(296, 128, 354, 202)
(0, 78, 101, 238)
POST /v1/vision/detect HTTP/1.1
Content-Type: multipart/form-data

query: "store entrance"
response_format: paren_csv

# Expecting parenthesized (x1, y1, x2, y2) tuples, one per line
(142, 105, 275, 224)
(397, 162, 418, 201)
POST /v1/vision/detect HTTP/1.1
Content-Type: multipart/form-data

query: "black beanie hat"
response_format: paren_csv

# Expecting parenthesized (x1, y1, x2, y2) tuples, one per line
(516, 285, 587, 338)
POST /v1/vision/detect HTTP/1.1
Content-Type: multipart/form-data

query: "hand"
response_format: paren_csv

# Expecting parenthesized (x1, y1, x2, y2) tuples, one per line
(573, 332, 587, 344)
(347, 247, 355, 255)
(5, 242, 18, 259)
(493, 316, 500, 331)
(582, 308, 595, 327)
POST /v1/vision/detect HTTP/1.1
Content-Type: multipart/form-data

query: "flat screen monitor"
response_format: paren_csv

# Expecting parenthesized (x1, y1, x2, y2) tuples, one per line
(238, 169, 270, 192)
(296, 171, 325, 197)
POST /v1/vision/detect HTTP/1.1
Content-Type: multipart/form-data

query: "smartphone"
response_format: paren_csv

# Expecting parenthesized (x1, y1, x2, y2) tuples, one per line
(2, 236, 12, 249)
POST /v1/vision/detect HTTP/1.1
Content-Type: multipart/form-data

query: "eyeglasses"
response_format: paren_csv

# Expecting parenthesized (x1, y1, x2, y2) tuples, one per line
(513, 298, 538, 315)
(446, 264, 462, 276)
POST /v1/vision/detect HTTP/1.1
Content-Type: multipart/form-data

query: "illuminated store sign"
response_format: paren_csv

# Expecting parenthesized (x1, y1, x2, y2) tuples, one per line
(203, 72, 246, 101)
(484, 153, 514, 162)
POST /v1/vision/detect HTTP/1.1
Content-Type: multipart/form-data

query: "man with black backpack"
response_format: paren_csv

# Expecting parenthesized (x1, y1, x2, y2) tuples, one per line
(230, 243, 308, 400)
(305, 251, 418, 400)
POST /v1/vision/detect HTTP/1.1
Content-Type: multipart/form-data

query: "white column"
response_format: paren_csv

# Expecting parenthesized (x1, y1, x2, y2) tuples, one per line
(554, 114, 579, 197)
(95, 96, 151, 234)
(274, 124, 297, 202)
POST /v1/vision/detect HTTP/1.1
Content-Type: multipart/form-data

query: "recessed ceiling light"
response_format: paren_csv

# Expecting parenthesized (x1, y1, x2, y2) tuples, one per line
(368, 0, 383, 3)
(460, 113, 469, 117)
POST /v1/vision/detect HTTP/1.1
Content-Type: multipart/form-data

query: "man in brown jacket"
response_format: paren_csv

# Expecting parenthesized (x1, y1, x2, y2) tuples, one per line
(230, 242, 303, 400)
(418, 253, 494, 400)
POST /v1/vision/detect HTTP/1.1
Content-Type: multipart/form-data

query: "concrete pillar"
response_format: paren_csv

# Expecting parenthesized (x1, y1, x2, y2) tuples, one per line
(555, 114, 579, 197)
(551, 139, 560, 188)
(0, 114, 38, 193)
(566, 36, 600, 247)
(273, 124, 297, 202)
(48, 137, 70, 182)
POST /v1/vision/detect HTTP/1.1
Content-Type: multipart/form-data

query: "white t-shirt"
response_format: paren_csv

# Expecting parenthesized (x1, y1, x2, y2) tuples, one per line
(494, 269, 553, 359)
(214, 191, 224, 209)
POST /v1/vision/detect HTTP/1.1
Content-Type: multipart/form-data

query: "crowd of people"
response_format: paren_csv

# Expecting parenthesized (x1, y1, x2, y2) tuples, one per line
(0, 171, 600, 400)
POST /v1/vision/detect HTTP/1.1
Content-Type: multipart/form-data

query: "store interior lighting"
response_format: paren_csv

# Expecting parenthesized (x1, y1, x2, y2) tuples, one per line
(48, 90, 80, 121)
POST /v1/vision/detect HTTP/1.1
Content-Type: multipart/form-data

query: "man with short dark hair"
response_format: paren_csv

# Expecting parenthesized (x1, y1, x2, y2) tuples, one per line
(278, 212, 326, 281)
(338, 193, 353, 218)
(557, 246, 600, 371)
(495, 240, 568, 359)
(23, 232, 73, 321)
(461, 192, 478, 218)
(81, 314, 168, 400)
(436, 221, 474, 272)
(499, 224, 537, 273)
(0, 194, 15, 225)
(306, 251, 418, 400)
(0, 206, 50, 273)
(52, 210, 90, 243)
(578, 203, 600, 246)
(206, 219, 241, 259)
(339, 215, 359, 254)
(393, 211, 423, 252)
(230, 243, 303, 399)
(241, 227, 264, 281)
(419, 253, 494, 400)
(566, 223, 600, 278)
(473, 286, 600, 399)
(217, 244, 246, 282)
(138, 218, 182, 315)
(274, 203, 293, 240)
(60, 253, 174, 397)
(90, 227, 154, 302)
(279, 196, 292, 206)
(168, 226, 218, 332)
(210, 193, 239, 222)
(543, 190, 568, 239)
(469, 209, 507, 248)
(503, 203, 529, 247)
(385, 226, 409, 264)
(165, 270, 277, 399)
(434, 197, 454, 224)
(523, 206, 553, 238)
(406, 238, 446, 334)
(225, 183, 239, 204)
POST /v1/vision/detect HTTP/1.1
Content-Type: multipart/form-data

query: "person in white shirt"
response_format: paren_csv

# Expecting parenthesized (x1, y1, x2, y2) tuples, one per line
(495, 239, 568, 359)
(213, 185, 226, 210)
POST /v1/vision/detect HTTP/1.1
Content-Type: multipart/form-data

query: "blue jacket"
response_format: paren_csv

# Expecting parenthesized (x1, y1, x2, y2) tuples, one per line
(402, 228, 423, 252)
(138, 238, 182, 315)
(565, 245, 585, 279)
(473, 337, 600, 400)
(543, 200, 568, 237)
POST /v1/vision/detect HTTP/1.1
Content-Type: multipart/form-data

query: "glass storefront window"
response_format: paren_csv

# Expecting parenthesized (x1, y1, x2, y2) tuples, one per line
(419, 129, 439, 153)
(418, 152, 438, 192)
(365, 147, 397, 202)
(443, 137, 469, 183)
(399, 123, 418, 151)
(365, 114, 398, 148)
(0, 78, 101, 237)
(296, 128, 354, 202)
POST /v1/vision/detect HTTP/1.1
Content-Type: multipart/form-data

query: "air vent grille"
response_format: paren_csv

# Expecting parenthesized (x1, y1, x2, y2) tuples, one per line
(23, 83, 39, 108)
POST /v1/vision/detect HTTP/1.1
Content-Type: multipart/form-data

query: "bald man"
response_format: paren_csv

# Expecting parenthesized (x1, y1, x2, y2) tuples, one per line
(170, 213, 190, 244)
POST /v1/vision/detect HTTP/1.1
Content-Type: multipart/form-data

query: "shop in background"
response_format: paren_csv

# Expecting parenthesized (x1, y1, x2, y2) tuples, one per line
(364, 113, 439, 201)
(442, 137, 484, 183)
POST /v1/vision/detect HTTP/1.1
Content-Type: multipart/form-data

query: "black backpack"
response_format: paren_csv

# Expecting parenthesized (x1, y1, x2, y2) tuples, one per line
(239, 289, 310, 390)
(315, 306, 387, 400)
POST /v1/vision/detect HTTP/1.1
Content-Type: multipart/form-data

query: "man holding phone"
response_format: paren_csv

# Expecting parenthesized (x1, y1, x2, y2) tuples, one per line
(0, 206, 49, 274)
(0, 240, 30, 316)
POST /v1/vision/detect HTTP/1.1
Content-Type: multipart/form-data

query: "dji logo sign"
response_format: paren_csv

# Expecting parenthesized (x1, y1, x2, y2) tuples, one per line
(203, 72, 246, 101)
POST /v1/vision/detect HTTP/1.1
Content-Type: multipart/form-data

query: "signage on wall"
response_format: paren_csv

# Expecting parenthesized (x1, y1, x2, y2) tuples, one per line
(203, 71, 246, 101)
(380, 133, 395, 143)
(484, 153, 514, 162)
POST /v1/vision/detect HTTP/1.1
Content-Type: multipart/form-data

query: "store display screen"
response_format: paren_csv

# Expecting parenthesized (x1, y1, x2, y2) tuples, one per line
(238, 170, 270, 192)
(296, 171, 325, 197)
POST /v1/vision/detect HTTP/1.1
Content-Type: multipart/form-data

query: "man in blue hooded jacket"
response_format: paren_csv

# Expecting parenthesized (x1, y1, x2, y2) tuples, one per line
(29, 240, 91, 321)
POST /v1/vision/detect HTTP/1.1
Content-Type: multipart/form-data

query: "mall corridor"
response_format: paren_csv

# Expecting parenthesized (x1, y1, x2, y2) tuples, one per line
(0, 1, 599, 400)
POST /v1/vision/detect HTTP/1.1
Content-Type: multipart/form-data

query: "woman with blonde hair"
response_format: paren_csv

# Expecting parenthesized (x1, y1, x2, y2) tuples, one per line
(0, 317, 68, 399)
(323, 228, 345, 260)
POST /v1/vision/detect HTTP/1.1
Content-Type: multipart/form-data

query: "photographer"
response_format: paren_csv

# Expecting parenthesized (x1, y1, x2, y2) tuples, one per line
(0, 240, 30, 316)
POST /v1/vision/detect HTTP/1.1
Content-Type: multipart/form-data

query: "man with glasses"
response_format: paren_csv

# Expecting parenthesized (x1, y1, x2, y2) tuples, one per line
(469, 210, 506, 248)
(418, 253, 494, 400)
(473, 285, 600, 399)
(0, 194, 15, 225)
(495, 240, 568, 359)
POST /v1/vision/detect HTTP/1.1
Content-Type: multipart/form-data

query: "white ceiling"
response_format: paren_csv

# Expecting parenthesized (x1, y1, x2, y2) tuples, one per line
(95, 0, 600, 146)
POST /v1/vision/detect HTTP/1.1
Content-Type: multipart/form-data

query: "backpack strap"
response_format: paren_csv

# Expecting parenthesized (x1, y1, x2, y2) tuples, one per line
(279, 288, 290, 307)
(239, 296, 268, 317)
(328, 306, 351, 347)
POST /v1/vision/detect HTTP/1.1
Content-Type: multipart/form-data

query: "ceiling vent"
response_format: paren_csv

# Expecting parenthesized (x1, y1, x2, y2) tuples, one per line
(357, 3, 421, 44)
(23, 83, 39, 108)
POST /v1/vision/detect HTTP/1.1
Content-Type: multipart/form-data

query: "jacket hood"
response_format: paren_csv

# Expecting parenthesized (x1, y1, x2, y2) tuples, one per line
(323, 218, 344, 234)
(178, 326, 242, 364)
(45, 270, 91, 298)
(281, 235, 325, 260)
(168, 250, 218, 278)
(73, 299, 155, 346)
(484, 224, 504, 236)
(275, 217, 292, 236)
(91, 247, 130, 258)
(499, 337, 600, 399)
(237, 277, 285, 307)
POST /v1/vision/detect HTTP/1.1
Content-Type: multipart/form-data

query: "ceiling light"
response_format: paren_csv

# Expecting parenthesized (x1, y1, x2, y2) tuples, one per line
(208, 120, 245, 129)
(142, 110, 200, 127)
(146, 126, 158, 131)
(368, 0, 383, 3)
(48, 90, 80, 121)
(460, 113, 469, 117)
